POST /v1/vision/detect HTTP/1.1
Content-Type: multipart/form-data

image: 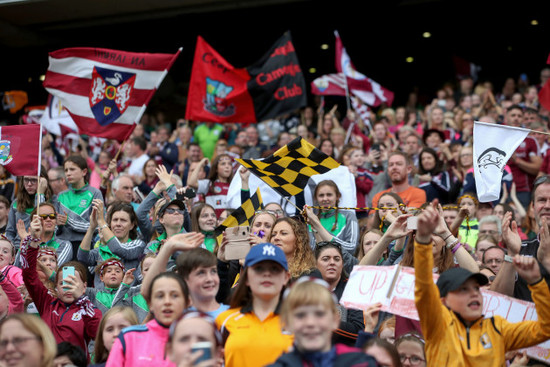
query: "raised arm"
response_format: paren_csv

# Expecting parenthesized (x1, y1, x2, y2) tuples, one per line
(140, 232, 204, 302)
(491, 211, 521, 296)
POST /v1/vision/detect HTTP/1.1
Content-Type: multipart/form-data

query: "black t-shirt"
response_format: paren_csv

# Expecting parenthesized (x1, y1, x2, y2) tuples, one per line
(514, 238, 550, 301)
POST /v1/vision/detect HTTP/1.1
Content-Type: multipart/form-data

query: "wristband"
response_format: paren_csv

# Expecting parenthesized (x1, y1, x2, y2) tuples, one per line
(99, 224, 108, 230)
(504, 254, 513, 263)
(446, 238, 459, 250)
(443, 233, 453, 242)
(451, 242, 463, 254)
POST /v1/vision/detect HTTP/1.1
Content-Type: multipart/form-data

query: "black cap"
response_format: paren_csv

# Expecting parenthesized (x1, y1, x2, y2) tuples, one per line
(436, 268, 488, 297)
(158, 199, 186, 217)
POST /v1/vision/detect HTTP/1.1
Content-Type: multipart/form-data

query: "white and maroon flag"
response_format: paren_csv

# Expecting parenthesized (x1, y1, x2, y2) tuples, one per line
(310, 73, 347, 96)
(0, 124, 42, 176)
(43, 47, 181, 141)
(334, 31, 394, 107)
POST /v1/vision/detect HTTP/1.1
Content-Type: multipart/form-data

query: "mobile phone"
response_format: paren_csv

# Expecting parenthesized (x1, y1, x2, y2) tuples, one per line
(62, 266, 75, 286)
(407, 216, 418, 230)
(133, 187, 145, 203)
(191, 341, 212, 365)
(371, 143, 380, 152)
(224, 226, 251, 260)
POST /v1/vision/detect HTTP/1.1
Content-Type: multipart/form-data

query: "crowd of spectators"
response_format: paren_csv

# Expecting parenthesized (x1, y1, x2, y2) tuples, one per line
(1, 66, 550, 366)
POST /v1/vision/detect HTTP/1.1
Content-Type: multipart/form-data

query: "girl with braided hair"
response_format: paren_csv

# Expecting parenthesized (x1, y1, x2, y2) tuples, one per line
(304, 180, 360, 254)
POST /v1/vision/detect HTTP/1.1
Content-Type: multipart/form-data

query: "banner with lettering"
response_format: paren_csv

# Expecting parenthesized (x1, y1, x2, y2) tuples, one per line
(340, 265, 550, 363)
(43, 47, 181, 141)
(185, 31, 306, 123)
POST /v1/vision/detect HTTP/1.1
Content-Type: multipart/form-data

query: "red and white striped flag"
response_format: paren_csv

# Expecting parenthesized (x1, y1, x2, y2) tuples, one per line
(310, 73, 347, 96)
(334, 31, 394, 107)
(43, 47, 181, 141)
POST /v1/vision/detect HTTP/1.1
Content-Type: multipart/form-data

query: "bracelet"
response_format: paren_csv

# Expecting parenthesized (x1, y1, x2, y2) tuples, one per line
(451, 242, 463, 254)
(446, 238, 459, 250)
(443, 233, 453, 242)
(99, 224, 108, 230)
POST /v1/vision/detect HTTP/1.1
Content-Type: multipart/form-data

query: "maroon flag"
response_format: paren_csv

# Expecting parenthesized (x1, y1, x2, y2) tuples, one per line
(539, 53, 550, 112)
(334, 31, 394, 107)
(310, 73, 347, 96)
(0, 124, 42, 176)
(43, 47, 181, 141)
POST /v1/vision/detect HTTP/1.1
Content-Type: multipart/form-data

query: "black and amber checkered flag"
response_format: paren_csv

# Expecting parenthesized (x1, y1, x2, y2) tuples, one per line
(236, 137, 340, 197)
(214, 188, 263, 243)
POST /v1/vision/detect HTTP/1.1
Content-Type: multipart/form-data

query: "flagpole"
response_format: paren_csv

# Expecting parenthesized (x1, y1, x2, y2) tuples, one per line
(37, 122, 43, 215)
(475, 120, 550, 136)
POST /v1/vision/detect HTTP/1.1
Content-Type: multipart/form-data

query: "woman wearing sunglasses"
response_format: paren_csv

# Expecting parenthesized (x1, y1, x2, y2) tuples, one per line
(5, 169, 52, 250)
(15, 203, 72, 266)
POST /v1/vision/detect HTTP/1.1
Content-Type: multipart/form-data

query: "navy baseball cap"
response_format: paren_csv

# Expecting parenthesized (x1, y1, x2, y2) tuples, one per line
(437, 267, 488, 297)
(244, 243, 288, 271)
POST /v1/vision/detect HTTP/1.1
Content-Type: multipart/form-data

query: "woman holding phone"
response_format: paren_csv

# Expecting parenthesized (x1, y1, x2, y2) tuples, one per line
(21, 214, 102, 360)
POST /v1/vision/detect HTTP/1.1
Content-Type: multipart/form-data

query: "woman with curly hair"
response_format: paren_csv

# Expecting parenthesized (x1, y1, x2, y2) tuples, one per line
(268, 217, 316, 280)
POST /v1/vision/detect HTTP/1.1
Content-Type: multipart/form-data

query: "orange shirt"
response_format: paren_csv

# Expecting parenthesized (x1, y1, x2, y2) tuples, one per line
(371, 185, 427, 211)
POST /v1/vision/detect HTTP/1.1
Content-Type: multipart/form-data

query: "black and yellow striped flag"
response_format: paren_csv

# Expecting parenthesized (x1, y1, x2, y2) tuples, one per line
(214, 188, 263, 243)
(236, 137, 340, 197)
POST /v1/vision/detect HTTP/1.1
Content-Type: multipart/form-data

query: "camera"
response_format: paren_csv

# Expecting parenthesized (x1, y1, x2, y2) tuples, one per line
(176, 187, 196, 200)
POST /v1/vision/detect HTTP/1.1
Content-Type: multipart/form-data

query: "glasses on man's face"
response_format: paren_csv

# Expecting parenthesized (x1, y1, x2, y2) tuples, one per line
(23, 178, 38, 185)
(0, 336, 39, 352)
(39, 213, 57, 221)
(399, 355, 425, 365)
(164, 208, 184, 215)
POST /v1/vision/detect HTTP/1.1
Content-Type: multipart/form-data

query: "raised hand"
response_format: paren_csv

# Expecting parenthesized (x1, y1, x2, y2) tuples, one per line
(165, 232, 205, 252)
(416, 201, 440, 242)
(513, 255, 542, 285)
(155, 164, 173, 187)
(502, 211, 521, 256)
(123, 268, 136, 285)
(29, 215, 42, 239)
(363, 302, 383, 333)
(16, 219, 29, 240)
(384, 214, 413, 241)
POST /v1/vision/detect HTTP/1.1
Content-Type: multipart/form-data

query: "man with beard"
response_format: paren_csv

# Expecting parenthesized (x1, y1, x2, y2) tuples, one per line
(492, 175, 550, 301)
(370, 151, 426, 210)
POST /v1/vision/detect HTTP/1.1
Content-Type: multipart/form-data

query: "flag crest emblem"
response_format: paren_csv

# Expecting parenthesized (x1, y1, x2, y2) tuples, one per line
(204, 77, 235, 117)
(89, 66, 136, 126)
(0, 140, 13, 165)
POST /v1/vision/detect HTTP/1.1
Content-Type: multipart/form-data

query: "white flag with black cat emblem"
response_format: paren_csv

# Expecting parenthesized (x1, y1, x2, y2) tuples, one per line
(473, 121, 529, 202)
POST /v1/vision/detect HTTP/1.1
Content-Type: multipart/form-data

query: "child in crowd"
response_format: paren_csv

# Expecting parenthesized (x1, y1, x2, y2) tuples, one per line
(106, 272, 189, 367)
(90, 306, 139, 367)
(268, 277, 377, 367)
(21, 215, 102, 359)
(216, 243, 293, 367)
(85, 257, 133, 314)
(166, 311, 224, 367)
(0, 235, 22, 287)
(414, 202, 550, 366)
(454, 193, 480, 250)
(188, 154, 234, 218)
(114, 253, 155, 323)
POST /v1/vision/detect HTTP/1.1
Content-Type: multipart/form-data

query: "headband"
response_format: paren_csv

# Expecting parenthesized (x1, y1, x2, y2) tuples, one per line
(38, 248, 57, 259)
(100, 259, 125, 274)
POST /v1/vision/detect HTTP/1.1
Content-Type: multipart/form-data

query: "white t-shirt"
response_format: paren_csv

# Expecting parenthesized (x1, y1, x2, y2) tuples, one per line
(127, 153, 150, 176)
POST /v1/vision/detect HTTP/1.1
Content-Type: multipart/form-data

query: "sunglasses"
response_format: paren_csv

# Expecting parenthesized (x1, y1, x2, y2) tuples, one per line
(39, 213, 57, 220)
(164, 208, 184, 215)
